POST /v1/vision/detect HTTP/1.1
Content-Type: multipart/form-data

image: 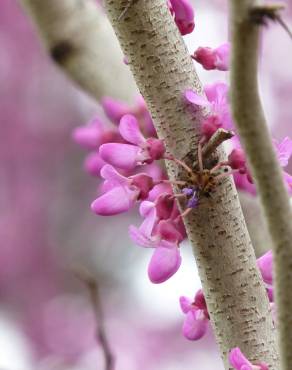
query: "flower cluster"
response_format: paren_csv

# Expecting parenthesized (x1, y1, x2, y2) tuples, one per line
(73, 96, 194, 283)
(190, 39, 292, 195)
(78, 107, 233, 283)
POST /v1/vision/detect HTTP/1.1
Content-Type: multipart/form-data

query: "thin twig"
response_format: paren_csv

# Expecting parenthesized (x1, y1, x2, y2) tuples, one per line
(275, 14, 292, 40)
(75, 271, 115, 370)
(192, 129, 234, 169)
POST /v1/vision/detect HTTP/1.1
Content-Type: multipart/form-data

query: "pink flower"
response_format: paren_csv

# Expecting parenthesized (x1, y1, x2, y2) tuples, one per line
(229, 347, 269, 370)
(179, 289, 209, 340)
(192, 43, 230, 71)
(257, 250, 273, 285)
(184, 82, 233, 139)
(91, 165, 155, 215)
(100, 114, 165, 170)
(129, 206, 182, 283)
(168, 0, 195, 35)
(129, 197, 185, 247)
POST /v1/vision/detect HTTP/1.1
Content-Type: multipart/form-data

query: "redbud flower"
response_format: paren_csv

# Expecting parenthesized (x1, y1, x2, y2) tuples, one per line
(229, 347, 269, 370)
(129, 211, 182, 283)
(168, 0, 195, 35)
(129, 197, 184, 248)
(129, 196, 185, 283)
(184, 82, 233, 139)
(100, 114, 165, 170)
(179, 289, 209, 340)
(192, 43, 230, 71)
(91, 165, 155, 216)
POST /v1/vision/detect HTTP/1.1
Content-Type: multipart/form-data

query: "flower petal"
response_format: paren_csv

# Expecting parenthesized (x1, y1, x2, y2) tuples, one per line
(182, 310, 208, 340)
(214, 42, 230, 71)
(204, 82, 228, 106)
(91, 186, 135, 216)
(257, 250, 273, 285)
(83, 152, 106, 176)
(184, 89, 209, 107)
(179, 296, 192, 314)
(228, 348, 253, 370)
(169, 0, 195, 35)
(128, 225, 154, 248)
(72, 118, 105, 149)
(119, 114, 145, 145)
(148, 245, 181, 283)
(283, 171, 292, 194)
(157, 219, 183, 243)
(101, 97, 131, 125)
(193, 47, 216, 70)
(139, 206, 157, 237)
(169, 0, 194, 21)
(99, 143, 140, 170)
(274, 137, 292, 167)
(139, 201, 155, 218)
(100, 164, 129, 186)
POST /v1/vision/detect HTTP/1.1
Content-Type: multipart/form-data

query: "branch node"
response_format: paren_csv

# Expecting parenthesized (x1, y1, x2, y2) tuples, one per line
(249, 3, 284, 23)
(249, 3, 292, 39)
(50, 40, 75, 65)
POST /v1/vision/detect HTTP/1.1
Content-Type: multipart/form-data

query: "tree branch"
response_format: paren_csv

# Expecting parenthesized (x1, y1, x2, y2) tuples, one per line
(104, 1, 278, 368)
(229, 2, 292, 369)
(20, 0, 137, 101)
(76, 272, 115, 370)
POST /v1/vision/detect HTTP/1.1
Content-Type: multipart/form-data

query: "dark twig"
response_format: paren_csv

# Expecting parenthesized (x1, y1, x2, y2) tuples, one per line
(249, 3, 292, 40)
(75, 271, 115, 370)
(275, 14, 292, 40)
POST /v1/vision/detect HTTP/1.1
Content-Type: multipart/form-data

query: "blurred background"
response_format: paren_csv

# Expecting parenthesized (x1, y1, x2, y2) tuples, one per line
(1, 1, 291, 369)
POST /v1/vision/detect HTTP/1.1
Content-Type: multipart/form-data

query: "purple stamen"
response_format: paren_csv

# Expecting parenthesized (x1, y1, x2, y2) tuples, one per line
(182, 187, 194, 196)
(187, 193, 199, 209)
